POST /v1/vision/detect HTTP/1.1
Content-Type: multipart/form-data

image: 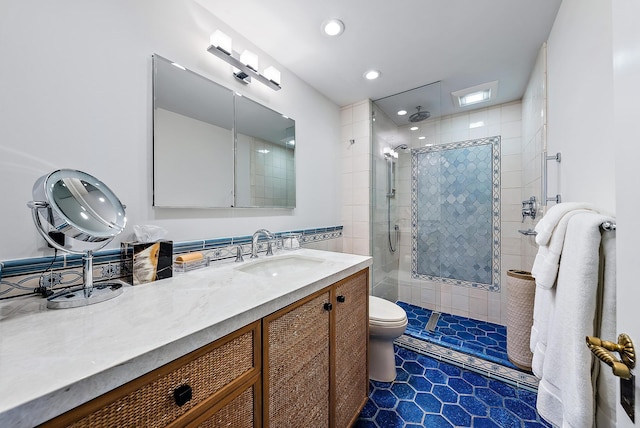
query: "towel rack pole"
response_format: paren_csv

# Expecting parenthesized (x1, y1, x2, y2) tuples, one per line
(601, 221, 617, 231)
(541, 151, 562, 206)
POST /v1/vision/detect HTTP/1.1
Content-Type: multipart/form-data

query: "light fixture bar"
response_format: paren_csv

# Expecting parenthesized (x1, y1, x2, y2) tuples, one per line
(207, 45, 281, 91)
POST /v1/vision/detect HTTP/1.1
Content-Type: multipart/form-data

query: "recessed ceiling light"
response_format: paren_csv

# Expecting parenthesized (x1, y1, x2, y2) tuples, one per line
(410, 126, 419, 131)
(321, 18, 345, 36)
(418, 136, 426, 140)
(397, 110, 407, 116)
(364, 70, 381, 80)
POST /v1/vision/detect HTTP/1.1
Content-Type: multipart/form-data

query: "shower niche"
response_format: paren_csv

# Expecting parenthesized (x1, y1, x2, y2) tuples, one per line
(411, 136, 501, 291)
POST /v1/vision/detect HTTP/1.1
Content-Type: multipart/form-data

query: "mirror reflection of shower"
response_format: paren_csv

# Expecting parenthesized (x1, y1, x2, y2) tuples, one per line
(384, 144, 409, 252)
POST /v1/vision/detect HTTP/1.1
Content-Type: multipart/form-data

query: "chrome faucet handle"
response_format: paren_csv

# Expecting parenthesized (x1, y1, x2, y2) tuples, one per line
(251, 228, 274, 258)
(234, 245, 244, 263)
(266, 240, 273, 256)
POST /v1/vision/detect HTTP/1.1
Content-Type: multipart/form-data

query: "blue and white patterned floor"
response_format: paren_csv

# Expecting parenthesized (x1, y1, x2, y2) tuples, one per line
(397, 301, 518, 370)
(356, 346, 550, 428)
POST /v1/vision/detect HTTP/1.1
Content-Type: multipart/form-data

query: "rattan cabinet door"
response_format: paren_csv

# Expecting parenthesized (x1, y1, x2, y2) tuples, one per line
(264, 289, 331, 428)
(42, 322, 260, 428)
(334, 270, 369, 428)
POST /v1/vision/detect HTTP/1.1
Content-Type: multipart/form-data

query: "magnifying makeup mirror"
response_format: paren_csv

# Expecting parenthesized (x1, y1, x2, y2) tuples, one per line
(27, 169, 127, 309)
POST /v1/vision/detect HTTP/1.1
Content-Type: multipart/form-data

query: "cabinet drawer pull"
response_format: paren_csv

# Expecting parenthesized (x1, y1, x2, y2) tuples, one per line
(337, 295, 346, 303)
(173, 384, 193, 407)
(324, 302, 333, 311)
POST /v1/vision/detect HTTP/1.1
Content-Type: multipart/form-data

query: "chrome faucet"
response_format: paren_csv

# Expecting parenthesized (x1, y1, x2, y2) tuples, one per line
(251, 229, 274, 258)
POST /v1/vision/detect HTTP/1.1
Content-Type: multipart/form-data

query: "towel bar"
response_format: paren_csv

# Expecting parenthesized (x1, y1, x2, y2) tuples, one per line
(541, 151, 561, 206)
(601, 221, 616, 231)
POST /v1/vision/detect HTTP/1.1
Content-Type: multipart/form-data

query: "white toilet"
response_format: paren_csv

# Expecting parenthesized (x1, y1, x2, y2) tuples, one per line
(368, 295, 408, 382)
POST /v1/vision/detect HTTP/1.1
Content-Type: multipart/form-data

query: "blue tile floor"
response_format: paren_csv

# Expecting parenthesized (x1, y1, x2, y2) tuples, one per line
(356, 346, 550, 428)
(397, 301, 519, 370)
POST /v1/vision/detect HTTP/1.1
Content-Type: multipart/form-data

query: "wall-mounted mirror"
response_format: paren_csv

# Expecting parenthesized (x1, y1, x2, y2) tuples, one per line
(235, 95, 296, 208)
(152, 54, 296, 208)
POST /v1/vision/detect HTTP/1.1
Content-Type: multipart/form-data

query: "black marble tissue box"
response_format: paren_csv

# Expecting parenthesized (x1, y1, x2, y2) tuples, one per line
(121, 240, 173, 285)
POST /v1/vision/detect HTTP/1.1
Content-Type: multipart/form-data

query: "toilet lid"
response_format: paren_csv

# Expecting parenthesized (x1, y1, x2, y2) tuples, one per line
(369, 295, 407, 323)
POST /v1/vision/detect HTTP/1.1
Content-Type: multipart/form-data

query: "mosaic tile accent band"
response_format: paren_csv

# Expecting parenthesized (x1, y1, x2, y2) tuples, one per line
(0, 226, 342, 299)
(395, 336, 539, 393)
(411, 136, 501, 292)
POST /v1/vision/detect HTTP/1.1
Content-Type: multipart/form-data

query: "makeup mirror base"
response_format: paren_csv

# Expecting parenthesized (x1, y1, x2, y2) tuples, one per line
(46, 283, 124, 309)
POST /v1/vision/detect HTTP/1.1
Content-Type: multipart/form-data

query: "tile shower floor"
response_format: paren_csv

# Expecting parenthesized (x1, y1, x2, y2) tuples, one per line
(356, 302, 548, 427)
(397, 301, 517, 370)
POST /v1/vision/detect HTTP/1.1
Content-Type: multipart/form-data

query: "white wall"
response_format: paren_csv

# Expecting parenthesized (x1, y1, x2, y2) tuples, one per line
(0, 0, 342, 260)
(546, 0, 615, 213)
(612, 1, 640, 426)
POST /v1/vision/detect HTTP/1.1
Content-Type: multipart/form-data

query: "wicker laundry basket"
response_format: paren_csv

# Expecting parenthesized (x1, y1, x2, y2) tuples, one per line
(506, 269, 536, 370)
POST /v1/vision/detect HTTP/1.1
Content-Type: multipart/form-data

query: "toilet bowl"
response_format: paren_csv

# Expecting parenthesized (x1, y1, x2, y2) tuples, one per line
(368, 295, 408, 382)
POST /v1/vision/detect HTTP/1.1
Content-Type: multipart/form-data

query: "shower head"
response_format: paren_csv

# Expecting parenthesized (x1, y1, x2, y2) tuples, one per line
(392, 144, 409, 151)
(409, 106, 431, 123)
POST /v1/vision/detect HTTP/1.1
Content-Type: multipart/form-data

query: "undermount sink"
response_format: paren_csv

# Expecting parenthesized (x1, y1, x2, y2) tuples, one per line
(236, 254, 324, 277)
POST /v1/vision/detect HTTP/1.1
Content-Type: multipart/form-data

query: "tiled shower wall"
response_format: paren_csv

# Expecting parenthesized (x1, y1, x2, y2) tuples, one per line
(340, 99, 528, 324)
(340, 100, 372, 257)
(394, 102, 524, 325)
(521, 43, 547, 270)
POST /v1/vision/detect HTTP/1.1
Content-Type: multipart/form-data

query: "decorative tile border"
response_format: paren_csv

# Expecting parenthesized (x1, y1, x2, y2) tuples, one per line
(411, 136, 501, 292)
(0, 226, 342, 300)
(395, 335, 539, 393)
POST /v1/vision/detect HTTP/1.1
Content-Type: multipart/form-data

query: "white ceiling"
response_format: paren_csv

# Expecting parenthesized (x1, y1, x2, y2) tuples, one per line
(197, 0, 562, 122)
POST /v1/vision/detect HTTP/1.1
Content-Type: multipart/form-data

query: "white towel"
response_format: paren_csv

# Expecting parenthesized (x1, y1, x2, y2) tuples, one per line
(534, 202, 595, 246)
(530, 209, 593, 379)
(536, 212, 615, 428)
(531, 209, 592, 290)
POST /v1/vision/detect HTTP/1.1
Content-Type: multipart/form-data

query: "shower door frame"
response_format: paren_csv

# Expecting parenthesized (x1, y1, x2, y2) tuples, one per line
(410, 136, 501, 292)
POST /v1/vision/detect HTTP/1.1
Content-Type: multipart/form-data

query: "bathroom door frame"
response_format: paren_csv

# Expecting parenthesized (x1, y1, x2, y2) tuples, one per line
(613, 1, 640, 426)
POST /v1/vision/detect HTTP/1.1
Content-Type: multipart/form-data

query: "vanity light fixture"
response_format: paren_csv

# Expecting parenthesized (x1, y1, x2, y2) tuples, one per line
(210, 30, 233, 55)
(240, 50, 259, 71)
(207, 30, 281, 91)
(264, 66, 281, 86)
(364, 69, 381, 80)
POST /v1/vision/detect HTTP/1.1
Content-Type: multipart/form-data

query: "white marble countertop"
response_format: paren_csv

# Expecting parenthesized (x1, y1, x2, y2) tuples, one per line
(0, 249, 371, 427)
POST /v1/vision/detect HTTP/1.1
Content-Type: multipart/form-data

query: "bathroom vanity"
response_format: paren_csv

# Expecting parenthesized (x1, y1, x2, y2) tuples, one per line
(0, 249, 371, 428)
